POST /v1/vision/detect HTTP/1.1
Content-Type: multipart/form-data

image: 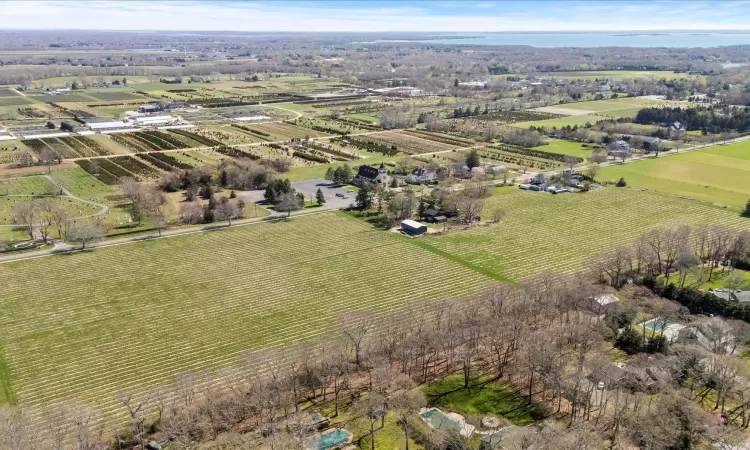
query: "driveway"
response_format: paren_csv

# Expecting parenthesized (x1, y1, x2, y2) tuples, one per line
(238, 179, 356, 212)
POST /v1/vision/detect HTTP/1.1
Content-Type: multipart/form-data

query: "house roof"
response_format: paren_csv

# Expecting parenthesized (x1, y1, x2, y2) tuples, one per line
(356, 165, 379, 179)
(402, 219, 426, 229)
(425, 208, 441, 216)
(595, 293, 619, 306)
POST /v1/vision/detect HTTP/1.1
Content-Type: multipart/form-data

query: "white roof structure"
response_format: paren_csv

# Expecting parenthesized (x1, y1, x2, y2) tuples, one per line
(0, 135, 17, 141)
(21, 132, 70, 139)
(135, 115, 172, 124)
(234, 115, 269, 122)
(157, 124, 195, 130)
(77, 131, 95, 136)
(402, 219, 426, 229)
(137, 118, 172, 126)
(87, 121, 130, 130)
(101, 128, 140, 134)
(595, 294, 620, 306)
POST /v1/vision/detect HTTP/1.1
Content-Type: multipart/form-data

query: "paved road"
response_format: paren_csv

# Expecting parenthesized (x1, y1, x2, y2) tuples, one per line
(0, 207, 330, 264)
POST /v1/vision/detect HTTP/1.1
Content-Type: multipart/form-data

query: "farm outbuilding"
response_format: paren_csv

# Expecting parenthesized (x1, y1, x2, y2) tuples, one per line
(402, 219, 428, 236)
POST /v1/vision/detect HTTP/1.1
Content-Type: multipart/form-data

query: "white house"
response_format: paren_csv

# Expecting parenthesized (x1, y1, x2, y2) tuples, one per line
(406, 167, 436, 184)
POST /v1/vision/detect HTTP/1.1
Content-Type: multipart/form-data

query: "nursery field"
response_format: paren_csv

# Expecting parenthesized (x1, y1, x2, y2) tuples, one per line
(419, 187, 750, 282)
(598, 141, 750, 210)
(0, 212, 489, 423)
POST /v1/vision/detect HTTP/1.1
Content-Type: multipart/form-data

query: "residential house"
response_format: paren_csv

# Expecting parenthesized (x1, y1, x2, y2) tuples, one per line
(609, 140, 632, 159)
(424, 209, 447, 224)
(353, 162, 390, 186)
(406, 167, 436, 184)
(677, 318, 735, 354)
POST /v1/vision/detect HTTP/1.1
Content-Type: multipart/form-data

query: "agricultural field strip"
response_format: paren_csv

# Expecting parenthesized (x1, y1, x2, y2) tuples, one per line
(0, 213, 488, 424)
(423, 188, 750, 282)
(59, 128, 404, 161)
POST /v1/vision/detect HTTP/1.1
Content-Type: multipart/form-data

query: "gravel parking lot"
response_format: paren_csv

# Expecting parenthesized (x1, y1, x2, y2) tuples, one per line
(238, 178, 356, 213)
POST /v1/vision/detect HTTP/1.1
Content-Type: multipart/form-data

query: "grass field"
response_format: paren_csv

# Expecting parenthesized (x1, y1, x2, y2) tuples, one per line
(419, 187, 750, 282)
(598, 141, 750, 210)
(0, 212, 489, 424)
(534, 139, 594, 159)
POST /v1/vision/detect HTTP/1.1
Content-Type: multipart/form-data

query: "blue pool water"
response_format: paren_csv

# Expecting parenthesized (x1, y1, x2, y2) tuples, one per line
(319, 429, 349, 450)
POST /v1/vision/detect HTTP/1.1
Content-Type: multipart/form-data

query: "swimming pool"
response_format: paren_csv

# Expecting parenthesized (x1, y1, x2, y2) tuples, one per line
(318, 429, 350, 450)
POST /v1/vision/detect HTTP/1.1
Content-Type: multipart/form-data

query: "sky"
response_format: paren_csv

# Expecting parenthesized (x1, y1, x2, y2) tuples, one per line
(3, 1, 750, 32)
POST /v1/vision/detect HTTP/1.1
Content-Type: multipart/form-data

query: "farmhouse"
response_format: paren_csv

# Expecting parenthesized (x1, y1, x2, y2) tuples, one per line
(401, 219, 428, 236)
(354, 162, 390, 186)
(406, 167, 436, 184)
(424, 208, 447, 223)
(609, 140, 632, 158)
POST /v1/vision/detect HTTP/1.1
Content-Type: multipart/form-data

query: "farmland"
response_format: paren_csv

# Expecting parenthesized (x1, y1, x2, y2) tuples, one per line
(598, 140, 750, 210)
(534, 139, 596, 159)
(420, 187, 750, 282)
(533, 70, 699, 81)
(0, 212, 489, 421)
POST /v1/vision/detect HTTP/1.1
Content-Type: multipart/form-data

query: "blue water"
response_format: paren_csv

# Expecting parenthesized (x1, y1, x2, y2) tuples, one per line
(319, 429, 349, 450)
(376, 31, 750, 48)
(641, 318, 673, 331)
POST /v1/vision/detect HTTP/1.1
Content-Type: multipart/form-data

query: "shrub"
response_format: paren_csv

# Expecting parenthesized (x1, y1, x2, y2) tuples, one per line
(616, 177, 627, 187)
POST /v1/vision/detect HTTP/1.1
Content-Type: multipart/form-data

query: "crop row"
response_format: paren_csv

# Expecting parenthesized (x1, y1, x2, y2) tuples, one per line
(476, 109, 565, 123)
(427, 188, 750, 281)
(109, 134, 148, 152)
(136, 152, 194, 171)
(490, 144, 584, 164)
(337, 136, 398, 156)
(215, 146, 261, 160)
(0, 213, 488, 427)
(168, 129, 223, 147)
(325, 116, 382, 131)
(477, 148, 558, 171)
(58, 136, 111, 157)
(303, 143, 358, 161)
(362, 132, 458, 155)
(110, 156, 162, 179)
(293, 150, 329, 163)
(401, 129, 475, 147)
(75, 159, 120, 184)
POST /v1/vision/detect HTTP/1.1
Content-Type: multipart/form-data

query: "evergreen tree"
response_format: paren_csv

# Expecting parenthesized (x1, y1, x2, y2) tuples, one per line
(466, 149, 480, 169)
(316, 188, 326, 205)
(324, 167, 335, 183)
(743, 199, 750, 217)
(454, 78, 459, 87)
(356, 184, 373, 210)
(616, 177, 627, 187)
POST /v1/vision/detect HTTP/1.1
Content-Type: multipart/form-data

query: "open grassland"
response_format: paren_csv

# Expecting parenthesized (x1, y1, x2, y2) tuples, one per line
(598, 141, 750, 210)
(534, 139, 595, 159)
(419, 187, 750, 282)
(0, 213, 489, 423)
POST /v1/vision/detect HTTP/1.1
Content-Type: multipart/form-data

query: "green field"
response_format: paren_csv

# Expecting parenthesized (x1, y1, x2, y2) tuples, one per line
(0, 212, 489, 423)
(534, 139, 595, 159)
(599, 141, 750, 210)
(420, 187, 750, 281)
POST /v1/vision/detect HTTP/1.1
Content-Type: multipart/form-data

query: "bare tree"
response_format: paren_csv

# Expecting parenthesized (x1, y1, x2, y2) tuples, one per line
(339, 311, 375, 366)
(67, 221, 104, 250)
(179, 202, 204, 225)
(11, 201, 37, 241)
(275, 192, 302, 218)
